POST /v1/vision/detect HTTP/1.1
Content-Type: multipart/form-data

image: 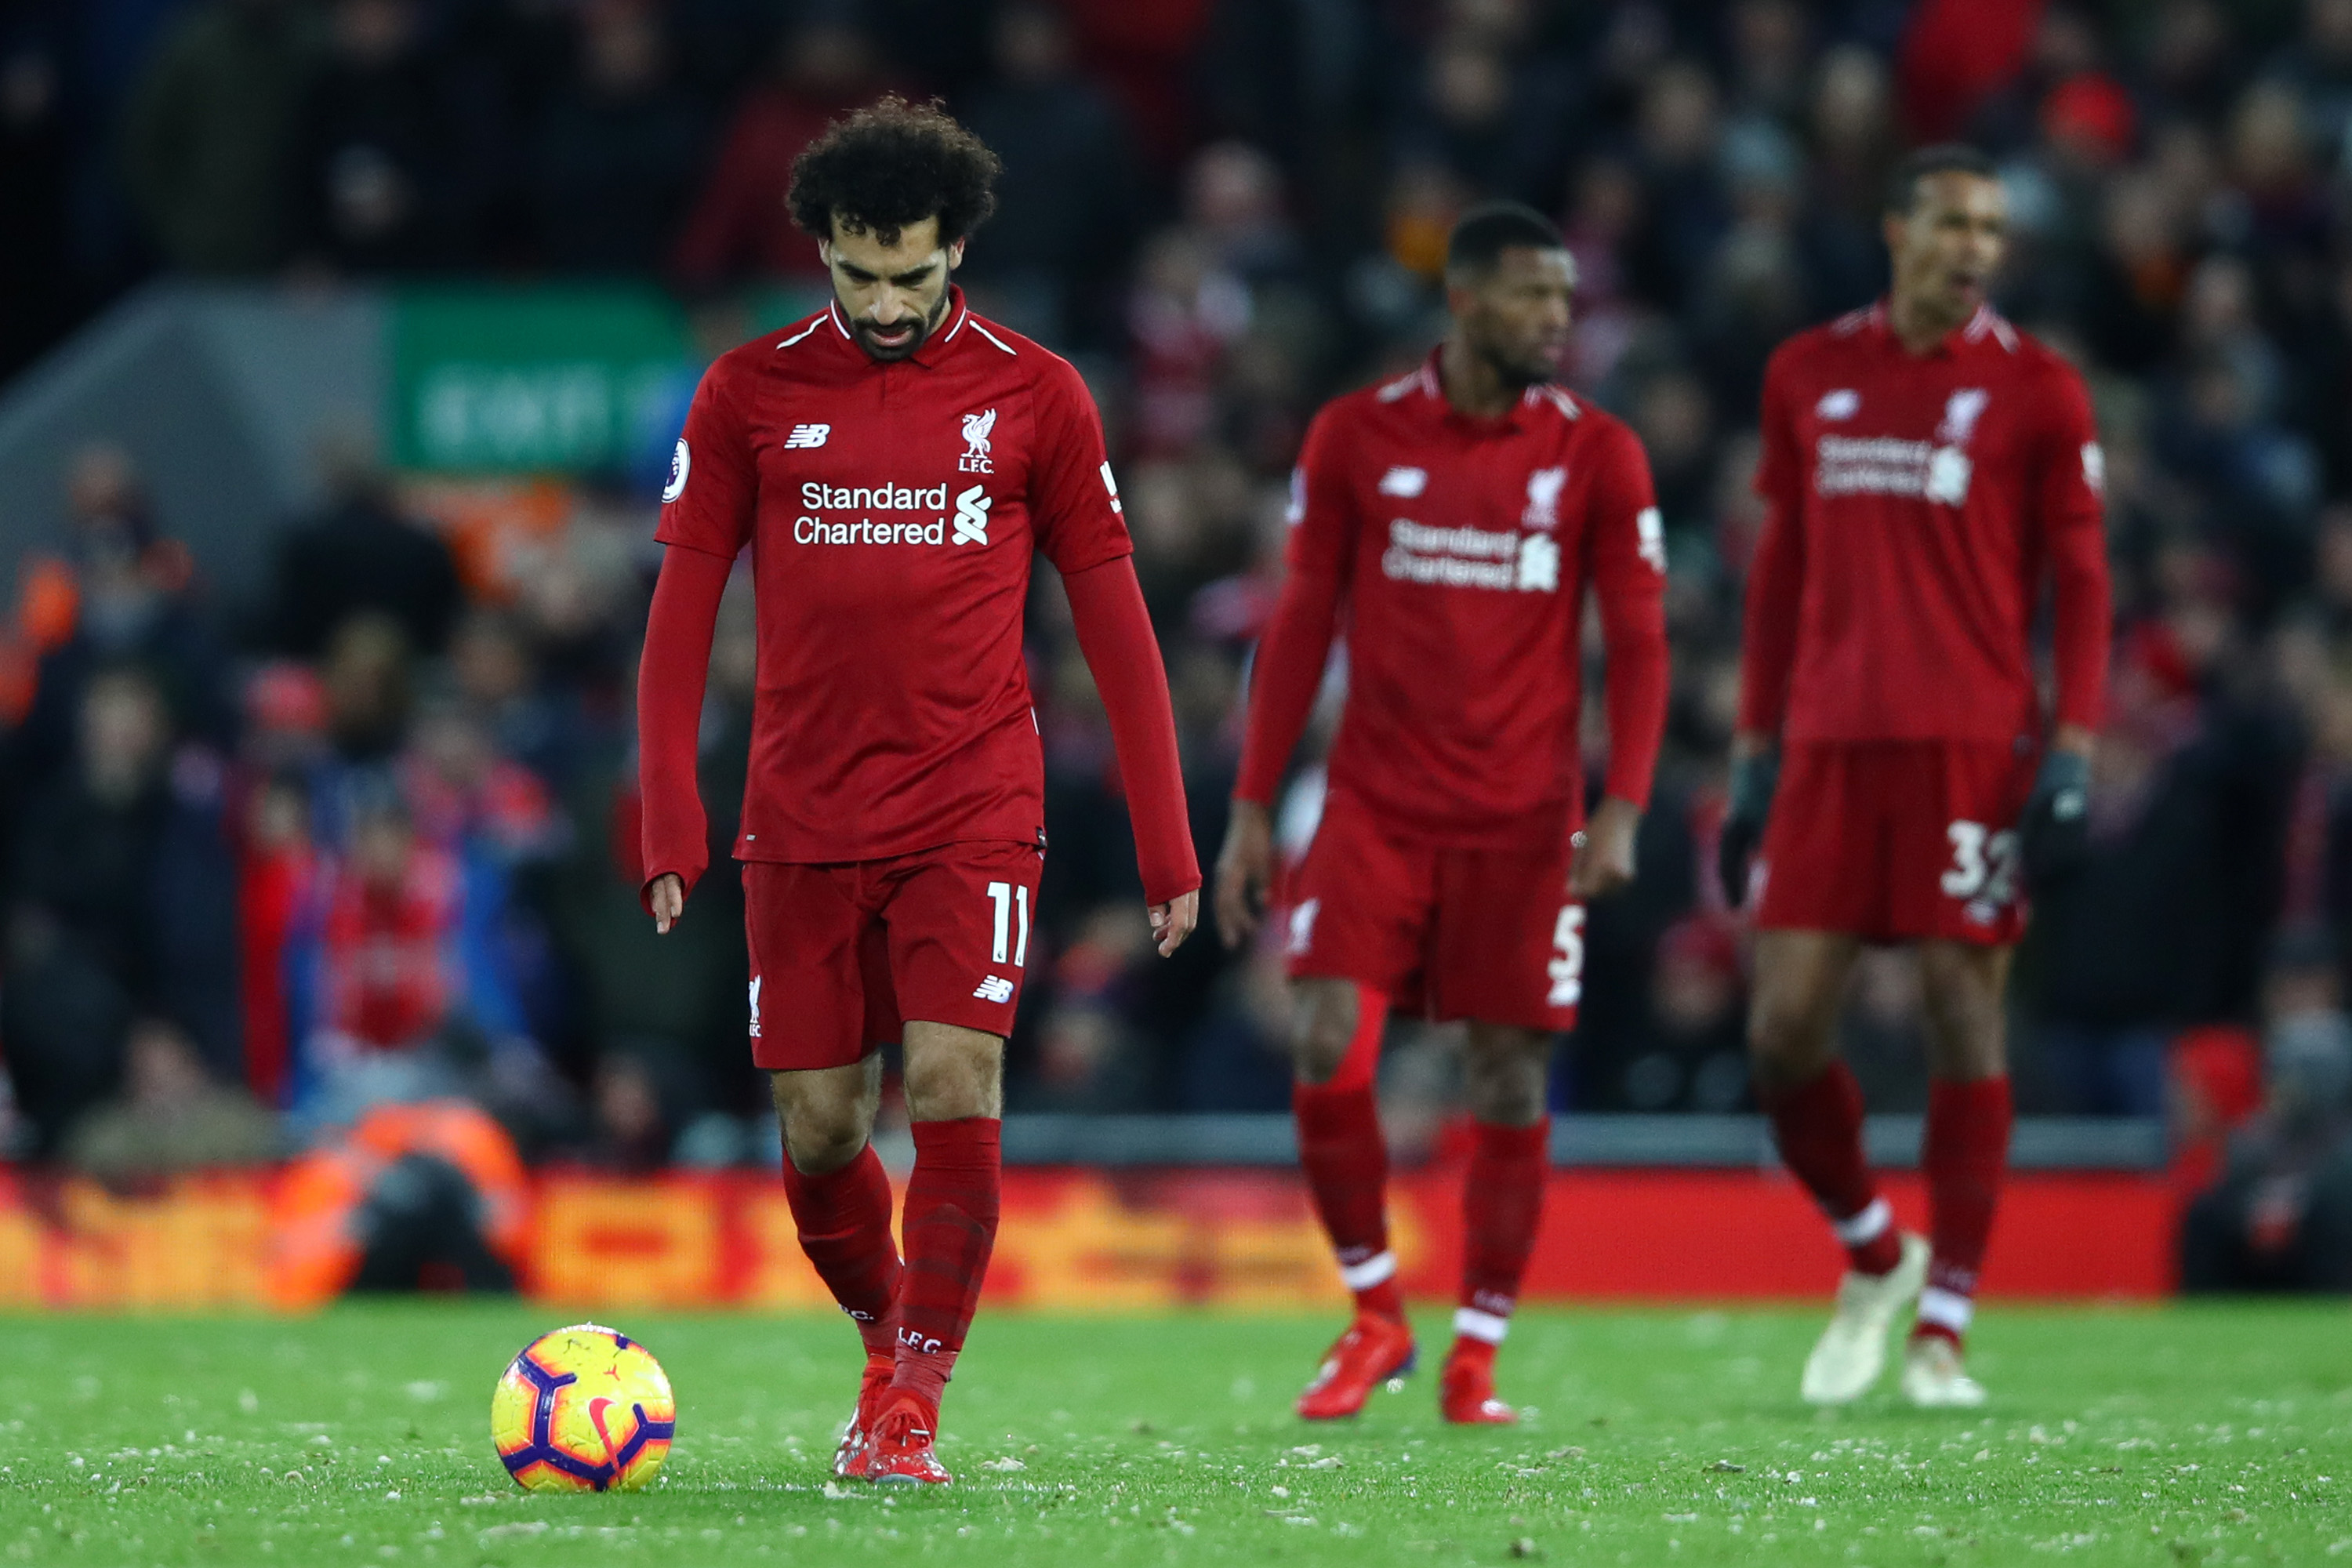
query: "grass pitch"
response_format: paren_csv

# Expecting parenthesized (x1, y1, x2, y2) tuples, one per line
(0, 1303, 2346, 1566)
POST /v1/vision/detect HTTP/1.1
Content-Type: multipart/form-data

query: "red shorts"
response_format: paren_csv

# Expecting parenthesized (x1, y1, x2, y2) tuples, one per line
(1755, 739, 2038, 946)
(740, 840, 1044, 1073)
(1283, 789, 1582, 1032)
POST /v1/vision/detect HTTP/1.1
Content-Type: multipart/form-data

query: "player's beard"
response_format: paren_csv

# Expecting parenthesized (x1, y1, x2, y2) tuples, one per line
(849, 291, 952, 362)
(1468, 318, 1565, 391)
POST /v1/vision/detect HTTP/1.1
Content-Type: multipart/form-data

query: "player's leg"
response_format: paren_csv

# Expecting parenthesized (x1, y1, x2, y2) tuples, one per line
(1443, 1021, 1552, 1425)
(1282, 793, 1429, 1418)
(1287, 975, 1418, 1416)
(1904, 938, 2013, 1408)
(1750, 928, 1931, 1403)
(859, 843, 1037, 1481)
(745, 863, 906, 1474)
(1291, 976, 1404, 1319)
(858, 1020, 1003, 1483)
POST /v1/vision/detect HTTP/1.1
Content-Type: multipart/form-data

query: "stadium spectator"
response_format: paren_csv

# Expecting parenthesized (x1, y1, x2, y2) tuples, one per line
(2, 665, 240, 1150)
(64, 1016, 281, 1185)
(286, 0, 488, 274)
(120, 0, 319, 273)
(528, 0, 706, 274)
(2179, 927, 2352, 1290)
(955, 2, 1142, 347)
(670, 16, 893, 292)
(8, 445, 232, 792)
(266, 453, 462, 659)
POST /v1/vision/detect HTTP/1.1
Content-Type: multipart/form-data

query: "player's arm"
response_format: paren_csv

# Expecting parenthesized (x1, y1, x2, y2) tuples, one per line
(1720, 348, 1809, 905)
(1573, 422, 1671, 900)
(1218, 411, 1358, 946)
(1029, 359, 1200, 957)
(2020, 366, 2114, 885)
(639, 362, 757, 932)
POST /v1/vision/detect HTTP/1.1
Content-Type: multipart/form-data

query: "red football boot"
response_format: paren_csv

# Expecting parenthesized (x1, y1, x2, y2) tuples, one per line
(833, 1352, 895, 1480)
(864, 1391, 954, 1486)
(1295, 1312, 1417, 1420)
(1439, 1344, 1517, 1425)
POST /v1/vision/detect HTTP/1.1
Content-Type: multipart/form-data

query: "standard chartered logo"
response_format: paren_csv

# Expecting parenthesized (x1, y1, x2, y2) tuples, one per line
(953, 484, 991, 546)
(793, 479, 995, 547)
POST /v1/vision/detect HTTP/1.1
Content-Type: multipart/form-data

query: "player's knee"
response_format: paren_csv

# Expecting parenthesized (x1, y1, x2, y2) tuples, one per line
(1290, 1001, 1356, 1085)
(902, 1035, 1004, 1120)
(781, 1112, 868, 1175)
(1747, 995, 1832, 1080)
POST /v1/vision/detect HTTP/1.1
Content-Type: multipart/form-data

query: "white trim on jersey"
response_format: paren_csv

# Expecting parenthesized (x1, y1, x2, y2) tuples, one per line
(829, 300, 854, 339)
(967, 319, 1018, 355)
(942, 306, 971, 342)
(777, 316, 828, 349)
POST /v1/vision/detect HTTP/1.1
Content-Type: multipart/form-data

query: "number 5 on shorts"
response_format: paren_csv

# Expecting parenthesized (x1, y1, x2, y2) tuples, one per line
(986, 880, 1031, 967)
(1547, 905, 1585, 1007)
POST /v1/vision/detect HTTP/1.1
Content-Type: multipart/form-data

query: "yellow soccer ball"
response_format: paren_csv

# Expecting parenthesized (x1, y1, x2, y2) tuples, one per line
(491, 1323, 676, 1493)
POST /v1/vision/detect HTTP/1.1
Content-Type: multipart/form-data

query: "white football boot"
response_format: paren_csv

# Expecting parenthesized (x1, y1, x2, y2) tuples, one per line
(1799, 1231, 1929, 1405)
(1900, 1334, 1987, 1408)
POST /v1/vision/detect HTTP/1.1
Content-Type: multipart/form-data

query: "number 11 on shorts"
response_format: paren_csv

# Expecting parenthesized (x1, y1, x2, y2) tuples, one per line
(987, 881, 1030, 967)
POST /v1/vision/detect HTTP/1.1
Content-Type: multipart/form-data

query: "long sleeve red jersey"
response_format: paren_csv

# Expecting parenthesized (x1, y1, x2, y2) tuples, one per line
(637, 289, 1199, 906)
(1233, 357, 1671, 845)
(1737, 302, 2112, 744)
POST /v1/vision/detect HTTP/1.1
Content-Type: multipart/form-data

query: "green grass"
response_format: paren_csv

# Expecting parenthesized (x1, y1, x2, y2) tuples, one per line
(0, 1304, 2347, 1566)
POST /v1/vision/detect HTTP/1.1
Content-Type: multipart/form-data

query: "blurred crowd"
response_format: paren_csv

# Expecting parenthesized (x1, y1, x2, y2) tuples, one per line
(1, 0, 2350, 1247)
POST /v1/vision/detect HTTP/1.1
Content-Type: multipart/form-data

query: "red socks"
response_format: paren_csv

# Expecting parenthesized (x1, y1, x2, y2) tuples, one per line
(1453, 1118, 1548, 1356)
(779, 1142, 902, 1356)
(1762, 1062, 1902, 1276)
(1916, 1076, 2012, 1346)
(1293, 988, 1401, 1319)
(890, 1116, 1002, 1407)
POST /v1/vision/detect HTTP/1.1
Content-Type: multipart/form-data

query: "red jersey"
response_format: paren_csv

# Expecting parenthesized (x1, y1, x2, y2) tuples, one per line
(655, 291, 1133, 863)
(1234, 358, 1671, 845)
(1738, 302, 2111, 743)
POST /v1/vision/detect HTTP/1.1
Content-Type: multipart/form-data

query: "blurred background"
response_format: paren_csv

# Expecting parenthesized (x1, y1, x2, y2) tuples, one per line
(2, 0, 2350, 1283)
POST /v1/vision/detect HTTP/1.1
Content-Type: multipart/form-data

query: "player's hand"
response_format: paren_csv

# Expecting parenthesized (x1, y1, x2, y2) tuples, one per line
(2020, 730, 2094, 891)
(1214, 800, 1275, 949)
(1570, 796, 1641, 899)
(1717, 741, 1779, 909)
(1149, 890, 1200, 957)
(648, 873, 685, 935)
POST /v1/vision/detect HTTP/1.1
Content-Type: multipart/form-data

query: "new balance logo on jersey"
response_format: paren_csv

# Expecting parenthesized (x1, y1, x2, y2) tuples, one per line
(1287, 898, 1319, 956)
(1522, 466, 1566, 529)
(785, 423, 831, 448)
(973, 975, 1014, 1004)
(1378, 466, 1427, 497)
(1816, 388, 1860, 419)
(748, 976, 762, 1037)
(953, 484, 992, 546)
(960, 408, 996, 472)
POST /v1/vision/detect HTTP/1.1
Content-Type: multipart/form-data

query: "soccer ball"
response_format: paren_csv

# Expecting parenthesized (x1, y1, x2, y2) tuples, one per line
(491, 1323, 676, 1493)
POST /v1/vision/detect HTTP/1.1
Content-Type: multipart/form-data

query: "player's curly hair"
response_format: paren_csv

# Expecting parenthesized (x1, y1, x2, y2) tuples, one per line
(786, 95, 1002, 248)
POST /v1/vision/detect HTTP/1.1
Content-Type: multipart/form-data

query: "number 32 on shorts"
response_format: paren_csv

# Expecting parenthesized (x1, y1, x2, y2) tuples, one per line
(1547, 905, 1586, 1007)
(1940, 820, 2020, 907)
